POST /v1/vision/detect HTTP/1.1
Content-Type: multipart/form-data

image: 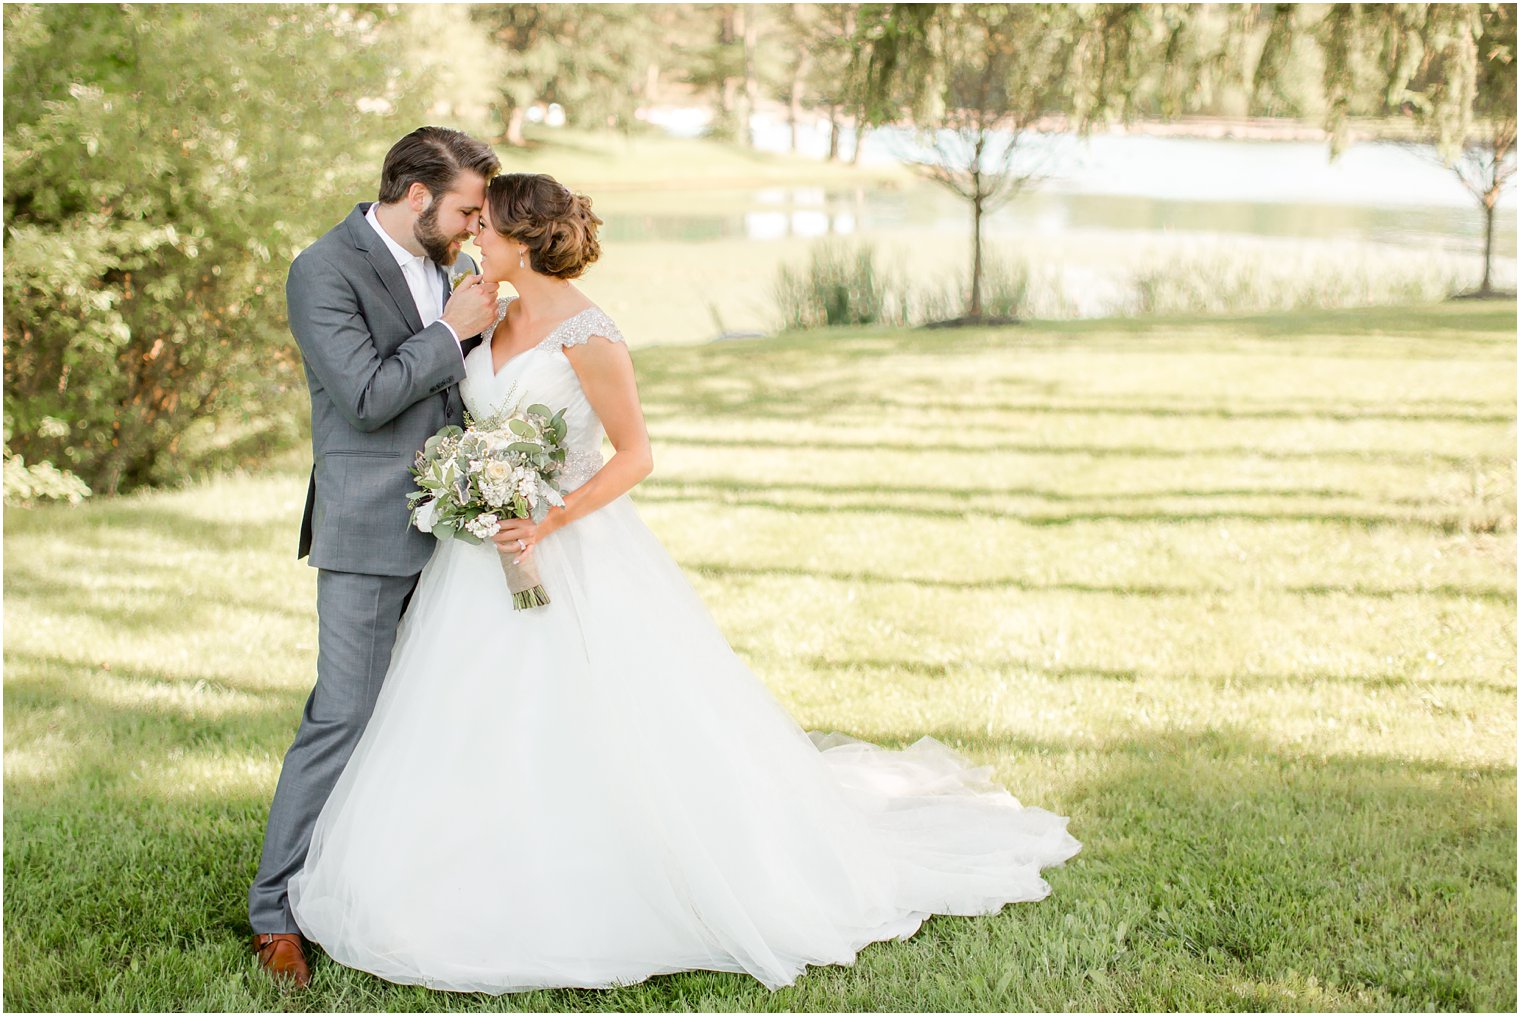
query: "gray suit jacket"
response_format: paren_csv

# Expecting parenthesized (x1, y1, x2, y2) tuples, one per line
(290, 202, 481, 576)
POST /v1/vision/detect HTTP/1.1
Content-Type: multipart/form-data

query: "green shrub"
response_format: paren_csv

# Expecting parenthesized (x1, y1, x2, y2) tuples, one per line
(2, 5, 426, 495)
(775, 240, 907, 330)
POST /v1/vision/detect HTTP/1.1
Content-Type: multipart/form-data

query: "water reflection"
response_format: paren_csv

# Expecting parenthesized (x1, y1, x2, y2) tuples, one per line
(599, 183, 1514, 264)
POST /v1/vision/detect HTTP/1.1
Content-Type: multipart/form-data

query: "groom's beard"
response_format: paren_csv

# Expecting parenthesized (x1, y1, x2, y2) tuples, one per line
(414, 201, 468, 267)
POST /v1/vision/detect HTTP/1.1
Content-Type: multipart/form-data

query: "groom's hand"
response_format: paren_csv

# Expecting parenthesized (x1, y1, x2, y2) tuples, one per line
(442, 274, 499, 339)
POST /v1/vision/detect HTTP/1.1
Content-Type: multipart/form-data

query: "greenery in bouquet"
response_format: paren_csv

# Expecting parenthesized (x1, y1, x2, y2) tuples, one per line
(407, 393, 570, 545)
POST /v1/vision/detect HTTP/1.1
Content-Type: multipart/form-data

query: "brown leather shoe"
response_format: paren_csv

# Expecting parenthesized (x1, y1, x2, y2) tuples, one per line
(252, 932, 310, 988)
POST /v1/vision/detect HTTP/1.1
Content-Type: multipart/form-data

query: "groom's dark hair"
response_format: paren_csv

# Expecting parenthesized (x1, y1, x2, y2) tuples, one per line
(378, 127, 500, 204)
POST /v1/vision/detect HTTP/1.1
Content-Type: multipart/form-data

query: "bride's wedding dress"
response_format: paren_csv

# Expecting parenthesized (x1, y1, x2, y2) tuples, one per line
(287, 302, 1081, 994)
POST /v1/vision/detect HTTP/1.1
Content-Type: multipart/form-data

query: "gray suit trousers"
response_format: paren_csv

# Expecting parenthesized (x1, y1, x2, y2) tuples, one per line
(248, 568, 420, 933)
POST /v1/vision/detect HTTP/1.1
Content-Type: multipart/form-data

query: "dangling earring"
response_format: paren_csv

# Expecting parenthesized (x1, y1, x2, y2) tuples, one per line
(518, 251, 526, 269)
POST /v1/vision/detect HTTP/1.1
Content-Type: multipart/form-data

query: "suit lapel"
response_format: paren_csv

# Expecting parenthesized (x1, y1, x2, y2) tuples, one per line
(347, 203, 425, 336)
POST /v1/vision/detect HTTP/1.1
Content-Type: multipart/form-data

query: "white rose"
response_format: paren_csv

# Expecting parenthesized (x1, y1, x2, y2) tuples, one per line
(484, 460, 512, 483)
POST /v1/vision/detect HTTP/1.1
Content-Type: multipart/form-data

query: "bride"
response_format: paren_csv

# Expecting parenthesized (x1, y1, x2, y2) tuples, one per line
(286, 172, 1081, 994)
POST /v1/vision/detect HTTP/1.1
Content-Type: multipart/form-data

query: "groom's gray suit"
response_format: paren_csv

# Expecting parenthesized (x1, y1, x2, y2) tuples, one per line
(249, 203, 480, 934)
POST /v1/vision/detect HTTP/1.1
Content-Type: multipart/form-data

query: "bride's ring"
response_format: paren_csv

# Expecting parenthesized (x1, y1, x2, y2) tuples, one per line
(517, 539, 527, 551)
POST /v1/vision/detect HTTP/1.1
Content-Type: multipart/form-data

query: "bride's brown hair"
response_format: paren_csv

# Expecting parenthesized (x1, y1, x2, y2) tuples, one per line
(485, 173, 602, 280)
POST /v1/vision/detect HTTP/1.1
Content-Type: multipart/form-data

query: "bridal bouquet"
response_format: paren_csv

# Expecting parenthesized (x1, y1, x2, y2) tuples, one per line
(407, 388, 570, 610)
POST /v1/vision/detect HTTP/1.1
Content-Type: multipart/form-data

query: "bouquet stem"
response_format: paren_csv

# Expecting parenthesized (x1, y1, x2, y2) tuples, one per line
(499, 550, 551, 610)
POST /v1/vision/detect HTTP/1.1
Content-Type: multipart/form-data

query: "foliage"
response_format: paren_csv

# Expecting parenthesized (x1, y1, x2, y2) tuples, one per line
(2, 3, 427, 495)
(2, 452, 92, 506)
(1311, 3, 1515, 292)
(778, 4, 869, 158)
(852, 4, 1200, 321)
(774, 240, 906, 330)
(848, 3, 1517, 318)
(470, 3, 660, 144)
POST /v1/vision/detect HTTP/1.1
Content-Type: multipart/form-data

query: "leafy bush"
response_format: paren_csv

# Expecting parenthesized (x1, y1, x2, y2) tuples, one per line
(2, 5, 426, 495)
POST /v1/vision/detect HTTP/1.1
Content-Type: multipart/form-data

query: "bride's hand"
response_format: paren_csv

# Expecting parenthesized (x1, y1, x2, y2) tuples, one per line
(492, 516, 558, 563)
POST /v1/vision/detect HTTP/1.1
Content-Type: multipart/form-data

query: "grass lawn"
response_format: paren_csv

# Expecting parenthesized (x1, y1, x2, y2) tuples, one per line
(4, 301, 1515, 1012)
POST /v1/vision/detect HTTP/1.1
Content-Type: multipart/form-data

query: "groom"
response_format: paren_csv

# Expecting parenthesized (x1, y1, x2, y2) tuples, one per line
(248, 126, 501, 987)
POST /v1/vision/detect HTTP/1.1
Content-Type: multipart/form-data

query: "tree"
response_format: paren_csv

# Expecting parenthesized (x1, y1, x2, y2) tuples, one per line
(854, 3, 1173, 322)
(900, 6, 1072, 320)
(773, 4, 873, 163)
(683, 4, 752, 143)
(1458, 3, 1516, 294)
(1286, 3, 1517, 294)
(472, 4, 653, 145)
(3, 3, 426, 495)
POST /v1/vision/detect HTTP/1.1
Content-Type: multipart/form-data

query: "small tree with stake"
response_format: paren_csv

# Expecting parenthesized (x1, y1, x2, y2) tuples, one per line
(901, 5, 1070, 323)
(1399, 2, 1515, 297)
(1281, 2, 1516, 297)
(854, 3, 1159, 325)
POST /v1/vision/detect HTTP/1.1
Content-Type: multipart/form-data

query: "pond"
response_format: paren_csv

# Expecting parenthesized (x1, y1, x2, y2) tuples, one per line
(577, 120, 1517, 346)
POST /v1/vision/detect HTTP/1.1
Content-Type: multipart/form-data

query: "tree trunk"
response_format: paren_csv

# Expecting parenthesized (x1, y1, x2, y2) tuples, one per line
(788, 51, 809, 153)
(969, 188, 985, 321)
(788, 73, 801, 152)
(849, 121, 868, 165)
(504, 104, 526, 147)
(1481, 194, 1496, 294)
(740, 5, 759, 148)
(825, 102, 840, 161)
(716, 4, 738, 140)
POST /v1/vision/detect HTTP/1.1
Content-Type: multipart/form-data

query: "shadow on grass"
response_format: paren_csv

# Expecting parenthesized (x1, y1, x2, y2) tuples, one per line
(646, 432, 1510, 470)
(687, 559, 1515, 603)
(783, 654, 1517, 696)
(648, 476, 1391, 504)
(865, 399, 1516, 426)
(5, 504, 301, 556)
(638, 374, 1513, 428)
(641, 485, 1506, 534)
(3, 663, 306, 791)
(4, 567, 312, 636)
(3, 726, 1513, 1012)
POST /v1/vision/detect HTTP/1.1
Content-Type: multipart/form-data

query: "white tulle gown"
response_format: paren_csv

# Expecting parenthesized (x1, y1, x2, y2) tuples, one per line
(287, 301, 1081, 994)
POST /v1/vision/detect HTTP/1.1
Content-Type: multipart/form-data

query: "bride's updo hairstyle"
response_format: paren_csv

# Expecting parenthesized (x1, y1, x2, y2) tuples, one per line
(486, 173, 602, 279)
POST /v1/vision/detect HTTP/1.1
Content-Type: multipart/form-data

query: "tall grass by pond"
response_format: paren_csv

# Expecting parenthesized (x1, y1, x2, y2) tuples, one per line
(775, 236, 1476, 330)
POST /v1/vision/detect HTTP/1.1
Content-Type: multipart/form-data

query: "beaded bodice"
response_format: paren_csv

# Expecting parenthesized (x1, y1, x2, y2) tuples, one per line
(459, 298, 627, 491)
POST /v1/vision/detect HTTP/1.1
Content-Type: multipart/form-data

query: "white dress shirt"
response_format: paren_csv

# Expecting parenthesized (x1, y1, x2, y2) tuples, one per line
(365, 204, 461, 350)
